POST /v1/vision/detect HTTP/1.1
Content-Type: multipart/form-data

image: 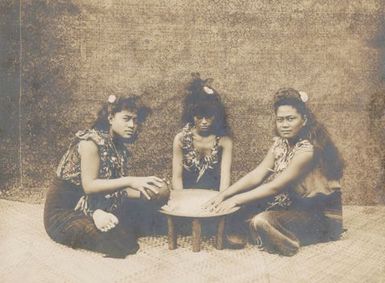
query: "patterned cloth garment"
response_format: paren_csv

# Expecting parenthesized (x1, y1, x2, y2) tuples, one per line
(265, 137, 314, 210)
(181, 123, 222, 189)
(181, 123, 221, 180)
(229, 137, 343, 255)
(56, 129, 130, 216)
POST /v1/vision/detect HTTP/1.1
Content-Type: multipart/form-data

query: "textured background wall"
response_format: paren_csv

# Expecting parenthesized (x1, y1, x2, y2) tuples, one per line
(1, 0, 385, 204)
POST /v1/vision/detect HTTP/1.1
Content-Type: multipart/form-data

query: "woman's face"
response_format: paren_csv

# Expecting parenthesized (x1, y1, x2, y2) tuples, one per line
(193, 115, 215, 133)
(275, 105, 306, 140)
(109, 110, 138, 139)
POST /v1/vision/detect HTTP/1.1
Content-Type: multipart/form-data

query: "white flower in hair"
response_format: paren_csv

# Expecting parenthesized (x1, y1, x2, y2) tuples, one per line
(108, 95, 117, 103)
(203, 86, 214, 94)
(299, 91, 308, 102)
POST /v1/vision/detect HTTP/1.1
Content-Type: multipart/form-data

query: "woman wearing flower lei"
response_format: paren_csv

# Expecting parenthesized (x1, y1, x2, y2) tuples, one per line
(172, 73, 233, 191)
(204, 88, 344, 256)
(44, 95, 170, 258)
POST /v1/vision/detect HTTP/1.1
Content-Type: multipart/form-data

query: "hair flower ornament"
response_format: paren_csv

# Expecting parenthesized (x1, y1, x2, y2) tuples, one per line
(299, 91, 309, 103)
(108, 94, 117, 103)
(203, 86, 214, 95)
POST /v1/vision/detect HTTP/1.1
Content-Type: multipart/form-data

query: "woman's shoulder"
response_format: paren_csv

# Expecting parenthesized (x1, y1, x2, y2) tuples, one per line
(179, 124, 193, 141)
(294, 139, 314, 154)
(271, 137, 314, 159)
(271, 136, 286, 149)
(218, 135, 233, 147)
(174, 124, 191, 147)
(182, 123, 192, 133)
(175, 124, 190, 139)
(75, 129, 109, 146)
(272, 136, 313, 149)
(56, 129, 105, 185)
(173, 131, 184, 145)
(78, 139, 99, 156)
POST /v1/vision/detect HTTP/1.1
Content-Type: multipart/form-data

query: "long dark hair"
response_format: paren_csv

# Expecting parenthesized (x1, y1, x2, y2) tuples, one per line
(273, 88, 344, 180)
(182, 73, 231, 137)
(93, 95, 151, 141)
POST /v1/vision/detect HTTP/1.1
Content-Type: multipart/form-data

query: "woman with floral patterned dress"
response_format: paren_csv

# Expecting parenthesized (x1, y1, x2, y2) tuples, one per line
(172, 73, 233, 191)
(204, 88, 344, 256)
(44, 96, 170, 258)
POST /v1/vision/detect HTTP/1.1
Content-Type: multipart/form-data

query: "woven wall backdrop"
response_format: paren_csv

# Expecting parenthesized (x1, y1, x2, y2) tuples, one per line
(1, 0, 385, 204)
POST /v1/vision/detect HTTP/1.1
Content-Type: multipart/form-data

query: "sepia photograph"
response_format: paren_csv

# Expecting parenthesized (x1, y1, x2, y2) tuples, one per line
(1, 0, 385, 282)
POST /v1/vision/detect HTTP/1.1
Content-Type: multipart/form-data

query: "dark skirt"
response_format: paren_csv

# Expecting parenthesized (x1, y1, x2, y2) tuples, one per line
(44, 178, 165, 258)
(227, 190, 343, 256)
(182, 167, 220, 190)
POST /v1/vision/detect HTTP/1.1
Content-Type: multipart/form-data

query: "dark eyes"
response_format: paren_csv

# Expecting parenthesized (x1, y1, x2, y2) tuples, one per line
(195, 116, 213, 120)
(123, 117, 137, 122)
(276, 117, 296, 122)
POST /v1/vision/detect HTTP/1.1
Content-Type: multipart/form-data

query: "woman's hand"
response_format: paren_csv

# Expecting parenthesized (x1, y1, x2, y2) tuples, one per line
(202, 194, 225, 212)
(215, 197, 240, 213)
(142, 181, 170, 202)
(92, 209, 119, 232)
(128, 176, 164, 200)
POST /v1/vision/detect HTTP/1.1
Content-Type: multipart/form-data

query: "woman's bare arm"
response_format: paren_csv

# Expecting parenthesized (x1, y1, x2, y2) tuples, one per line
(78, 140, 163, 196)
(220, 145, 276, 199)
(203, 145, 275, 210)
(172, 133, 184, 190)
(219, 136, 233, 191)
(230, 150, 314, 206)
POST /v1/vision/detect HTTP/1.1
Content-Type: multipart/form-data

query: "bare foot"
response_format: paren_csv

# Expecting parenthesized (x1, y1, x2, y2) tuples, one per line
(226, 234, 247, 249)
(93, 209, 119, 232)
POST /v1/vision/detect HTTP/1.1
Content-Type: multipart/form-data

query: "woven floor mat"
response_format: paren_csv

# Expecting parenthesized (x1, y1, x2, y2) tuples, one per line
(1, 200, 384, 283)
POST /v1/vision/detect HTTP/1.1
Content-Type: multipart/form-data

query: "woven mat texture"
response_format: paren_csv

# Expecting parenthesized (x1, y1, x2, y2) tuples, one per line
(1, 200, 384, 283)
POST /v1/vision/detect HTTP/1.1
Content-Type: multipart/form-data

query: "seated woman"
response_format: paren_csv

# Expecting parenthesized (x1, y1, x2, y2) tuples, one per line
(204, 88, 344, 256)
(172, 73, 233, 191)
(44, 95, 170, 258)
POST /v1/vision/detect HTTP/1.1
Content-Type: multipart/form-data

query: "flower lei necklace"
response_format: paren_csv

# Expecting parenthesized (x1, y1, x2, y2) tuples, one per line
(108, 136, 129, 177)
(75, 131, 130, 215)
(182, 123, 220, 182)
(266, 138, 311, 210)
